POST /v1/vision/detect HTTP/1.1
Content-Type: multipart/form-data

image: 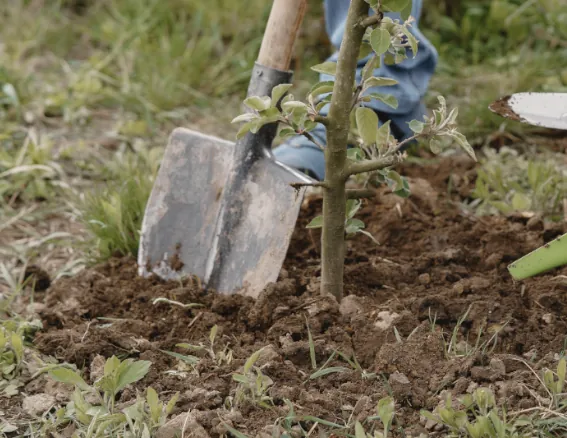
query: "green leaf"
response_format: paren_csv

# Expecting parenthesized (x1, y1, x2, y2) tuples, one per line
(104, 355, 120, 377)
(355, 421, 367, 438)
(401, 27, 418, 56)
(306, 215, 323, 229)
(384, 52, 396, 65)
(364, 77, 398, 88)
(244, 96, 271, 112)
(304, 120, 317, 132)
(221, 423, 250, 438)
(558, 358, 566, 393)
(400, 1, 413, 20)
(278, 127, 296, 139)
(370, 28, 391, 56)
(10, 332, 23, 363)
(511, 192, 531, 211)
(270, 84, 293, 106)
(236, 121, 254, 139)
(308, 81, 335, 98)
(361, 55, 379, 84)
(356, 107, 379, 146)
(364, 0, 379, 9)
(282, 100, 309, 112)
(390, 174, 411, 198)
(244, 349, 261, 373)
(49, 368, 91, 391)
(309, 366, 351, 379)
(116, 360, 151, 393)
(377, 396, 395, 430)
(347, 147, 364, 161)
(409, 120, 425, 134)
(387, 170, 404, 192)
(429, 138, 443, 154)
(346, 218, 365, 235)
(346, 199, 362, 219)
(209, 325, 218, 346)
(382, 0, 410, 12)
(232, 373, 248, 384)
(450, 131, 476, 161)
(376, 120, 392, 148)
(146, 387, 161, 423)
(231, 113, 257, 124)
(365, 92, 398, 109)
(161, 350, 200, 365)
(165, 392, 179, 415)
(311, 62, 337, 76)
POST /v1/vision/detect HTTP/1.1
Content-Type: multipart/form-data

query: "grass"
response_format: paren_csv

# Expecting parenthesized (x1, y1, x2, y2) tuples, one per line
(0, 0, 566, 436)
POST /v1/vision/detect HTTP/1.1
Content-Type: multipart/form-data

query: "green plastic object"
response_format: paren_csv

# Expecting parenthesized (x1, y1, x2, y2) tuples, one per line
(508, 232, 567, 280)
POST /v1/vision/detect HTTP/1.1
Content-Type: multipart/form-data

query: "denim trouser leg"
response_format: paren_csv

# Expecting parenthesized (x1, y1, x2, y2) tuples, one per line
(273, 0, 438, 181)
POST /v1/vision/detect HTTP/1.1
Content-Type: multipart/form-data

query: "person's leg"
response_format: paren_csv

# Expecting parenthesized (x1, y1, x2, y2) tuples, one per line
(273, 0, 437, 181)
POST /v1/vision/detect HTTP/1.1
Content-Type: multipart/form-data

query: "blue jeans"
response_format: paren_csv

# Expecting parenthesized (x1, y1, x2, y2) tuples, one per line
(273, 0, 438, 180)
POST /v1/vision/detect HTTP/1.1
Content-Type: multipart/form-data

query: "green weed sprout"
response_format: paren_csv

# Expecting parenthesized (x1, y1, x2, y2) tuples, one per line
(46, 356, 178, 437)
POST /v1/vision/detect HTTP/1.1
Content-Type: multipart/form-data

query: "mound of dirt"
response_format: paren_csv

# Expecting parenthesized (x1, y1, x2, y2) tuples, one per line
(27, 155, 567, 436)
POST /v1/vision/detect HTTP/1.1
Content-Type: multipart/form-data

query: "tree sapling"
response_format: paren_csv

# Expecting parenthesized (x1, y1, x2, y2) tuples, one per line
(232, 0, 476, 300)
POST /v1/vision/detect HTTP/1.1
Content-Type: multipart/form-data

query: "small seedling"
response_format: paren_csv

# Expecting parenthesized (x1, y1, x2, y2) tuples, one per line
(232, 0, 475, 299)
(175, 324, 234, 366)
(46, 355, 178, 437)
(231, 347, 274, 409)
(542, 358, 567, 409)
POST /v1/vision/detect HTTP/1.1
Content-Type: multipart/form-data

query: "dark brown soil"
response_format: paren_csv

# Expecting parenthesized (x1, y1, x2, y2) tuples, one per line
(26, 155, 567, 436)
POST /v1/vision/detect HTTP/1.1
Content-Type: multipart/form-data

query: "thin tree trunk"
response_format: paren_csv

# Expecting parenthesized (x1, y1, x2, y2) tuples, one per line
(321, 0, 369, 299)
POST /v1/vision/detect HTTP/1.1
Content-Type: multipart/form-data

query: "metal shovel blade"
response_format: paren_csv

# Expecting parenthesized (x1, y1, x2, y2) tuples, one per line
(489, 92, 567, 130)
(137, 127, 311, 298)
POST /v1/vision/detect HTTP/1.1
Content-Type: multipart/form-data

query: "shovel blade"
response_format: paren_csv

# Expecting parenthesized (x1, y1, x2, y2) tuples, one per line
(138, 128, 234, 281)
(489, 92, 567, 130)
(138, 127, 309, 298)
(205, 155, 307, 297)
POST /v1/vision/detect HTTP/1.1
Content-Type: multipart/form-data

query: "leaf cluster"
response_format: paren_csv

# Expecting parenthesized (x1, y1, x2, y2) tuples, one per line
(46, 356, 178, 437)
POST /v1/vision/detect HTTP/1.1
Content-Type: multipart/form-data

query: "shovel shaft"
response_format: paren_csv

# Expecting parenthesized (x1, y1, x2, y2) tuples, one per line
(258, 0, 308, 71)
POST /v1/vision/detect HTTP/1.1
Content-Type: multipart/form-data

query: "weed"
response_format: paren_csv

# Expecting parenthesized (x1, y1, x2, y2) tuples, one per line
(231, 347, 274, 410)
(0, 129, 65, 205)
(471, 146, 567, 221)
(542, 358, 567, 409)
(78, 146, 162, 263)
(45, 355, 178, 437)
(176, 324, 234, 367)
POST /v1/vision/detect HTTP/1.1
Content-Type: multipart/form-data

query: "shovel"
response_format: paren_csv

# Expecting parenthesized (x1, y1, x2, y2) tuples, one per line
(138, 0, 313, 297)
(489, 92, 567, 280)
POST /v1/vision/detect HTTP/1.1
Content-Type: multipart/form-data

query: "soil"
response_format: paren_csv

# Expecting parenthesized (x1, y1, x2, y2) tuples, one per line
(9, 154, 567, 437)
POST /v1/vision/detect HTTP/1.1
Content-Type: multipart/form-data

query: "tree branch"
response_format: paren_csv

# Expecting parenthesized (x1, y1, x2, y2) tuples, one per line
(313, 115, 330, 126)
(346, 188, 376, 199)
(346, 133, 420, 176)
(290, 181, 328, 190)
(360, 12, 383, 28)
(346, 154, 403, 176)
(301, 131, 326, 151)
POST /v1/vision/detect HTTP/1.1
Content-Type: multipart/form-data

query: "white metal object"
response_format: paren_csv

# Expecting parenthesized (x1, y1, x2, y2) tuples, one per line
(489, 92, 567, 131)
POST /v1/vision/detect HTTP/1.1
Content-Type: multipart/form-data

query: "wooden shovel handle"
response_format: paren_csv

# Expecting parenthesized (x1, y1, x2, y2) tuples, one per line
(257, 0, 308, 71)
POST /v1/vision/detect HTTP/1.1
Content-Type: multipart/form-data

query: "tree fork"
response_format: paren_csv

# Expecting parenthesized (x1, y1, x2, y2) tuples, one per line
(321, 0, 370, 299)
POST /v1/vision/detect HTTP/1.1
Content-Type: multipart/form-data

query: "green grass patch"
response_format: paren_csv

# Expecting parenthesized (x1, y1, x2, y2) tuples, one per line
(470, 146, 567, 221)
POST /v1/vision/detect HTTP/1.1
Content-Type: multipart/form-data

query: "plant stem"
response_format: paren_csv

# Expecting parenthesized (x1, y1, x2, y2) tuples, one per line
(321, 0, 369, 300)
(346, 188, 375, 199)
(346, 133, 419, 176)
